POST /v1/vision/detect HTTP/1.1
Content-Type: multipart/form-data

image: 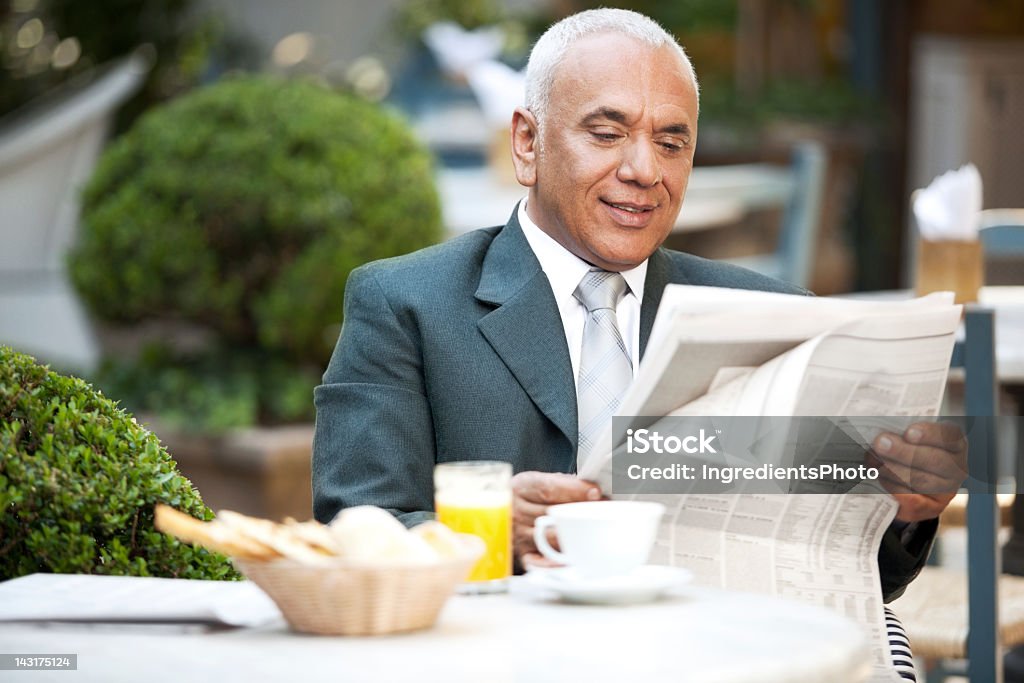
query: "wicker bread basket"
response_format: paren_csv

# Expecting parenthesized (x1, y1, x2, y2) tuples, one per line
(234, 534, 483, 636)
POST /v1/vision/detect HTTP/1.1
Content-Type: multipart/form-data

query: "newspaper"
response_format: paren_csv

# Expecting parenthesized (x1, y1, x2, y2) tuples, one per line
(621, 286, 958, 423)
(623, 491, 899, 681)
(579, 286, 962, 683)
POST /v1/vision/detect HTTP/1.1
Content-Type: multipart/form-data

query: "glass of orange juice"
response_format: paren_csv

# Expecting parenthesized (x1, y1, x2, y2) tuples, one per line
(434, 461, 512, 593)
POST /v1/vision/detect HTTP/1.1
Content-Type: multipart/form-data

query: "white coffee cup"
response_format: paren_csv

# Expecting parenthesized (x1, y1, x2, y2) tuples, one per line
(533, 500, 665, 578)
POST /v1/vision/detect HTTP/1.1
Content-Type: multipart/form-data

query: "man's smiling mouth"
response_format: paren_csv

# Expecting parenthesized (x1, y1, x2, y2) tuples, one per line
(602, 200, 657, 214)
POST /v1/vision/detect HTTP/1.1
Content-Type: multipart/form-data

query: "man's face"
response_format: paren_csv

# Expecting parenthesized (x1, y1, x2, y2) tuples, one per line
(512, 33, 699, 272)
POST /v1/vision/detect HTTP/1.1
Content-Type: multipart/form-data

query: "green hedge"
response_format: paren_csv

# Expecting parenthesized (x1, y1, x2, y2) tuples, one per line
(71, 75, 441, 365)
(68, 75, 442, 429)
(0, 347, 238, 580)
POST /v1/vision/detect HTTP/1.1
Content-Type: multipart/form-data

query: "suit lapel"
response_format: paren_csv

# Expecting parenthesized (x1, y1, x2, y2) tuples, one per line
(639, 248, 680, 360)
(475, 213, 578, 452)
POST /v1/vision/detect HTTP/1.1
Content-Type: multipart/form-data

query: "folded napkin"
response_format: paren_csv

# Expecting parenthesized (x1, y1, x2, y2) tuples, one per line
(0, 573, 280, 627)
(913, 163, 983, 241)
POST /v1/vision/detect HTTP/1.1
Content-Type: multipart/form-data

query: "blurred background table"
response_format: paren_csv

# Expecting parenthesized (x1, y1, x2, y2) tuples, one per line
(976, 286, 1024, 384)
(0, 580, 869, 683)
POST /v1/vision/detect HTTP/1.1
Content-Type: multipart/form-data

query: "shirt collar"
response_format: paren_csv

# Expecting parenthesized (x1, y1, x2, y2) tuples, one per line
(517, 199, 648, 301)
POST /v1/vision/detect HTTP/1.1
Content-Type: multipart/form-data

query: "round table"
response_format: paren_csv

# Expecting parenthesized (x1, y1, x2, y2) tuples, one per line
(0, 580, 869, 683)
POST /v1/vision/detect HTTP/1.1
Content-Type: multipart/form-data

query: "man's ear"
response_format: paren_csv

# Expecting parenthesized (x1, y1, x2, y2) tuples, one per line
(510, 107, 539, 187)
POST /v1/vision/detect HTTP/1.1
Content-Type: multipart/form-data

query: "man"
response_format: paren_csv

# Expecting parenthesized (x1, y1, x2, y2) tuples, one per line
(312, 8, 963, 602)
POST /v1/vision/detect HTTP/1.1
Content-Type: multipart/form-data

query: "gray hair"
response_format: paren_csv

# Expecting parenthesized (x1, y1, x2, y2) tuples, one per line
(524, 8, 699, 126)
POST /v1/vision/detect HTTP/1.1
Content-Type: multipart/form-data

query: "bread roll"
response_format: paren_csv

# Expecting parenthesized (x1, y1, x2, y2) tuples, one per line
(329, 505, 439, 565)
(411, 521, 465, 560)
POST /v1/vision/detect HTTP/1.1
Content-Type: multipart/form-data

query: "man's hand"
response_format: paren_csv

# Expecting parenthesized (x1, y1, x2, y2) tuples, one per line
(870, 421, 969, 523)
(511, 471, 602, 569)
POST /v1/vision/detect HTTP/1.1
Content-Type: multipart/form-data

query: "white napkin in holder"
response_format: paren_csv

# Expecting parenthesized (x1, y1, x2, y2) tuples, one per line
(912, 163, 983, 303)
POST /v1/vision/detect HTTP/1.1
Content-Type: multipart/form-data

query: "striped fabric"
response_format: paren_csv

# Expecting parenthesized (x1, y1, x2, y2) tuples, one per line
(886, 606, 918, 681)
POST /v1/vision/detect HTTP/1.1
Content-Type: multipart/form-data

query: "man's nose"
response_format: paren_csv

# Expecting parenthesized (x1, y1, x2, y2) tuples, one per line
(617, 138, 661, 187)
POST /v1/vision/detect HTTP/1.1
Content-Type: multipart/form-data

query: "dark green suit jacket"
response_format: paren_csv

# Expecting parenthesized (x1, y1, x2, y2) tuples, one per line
(312, 212, 935, 600)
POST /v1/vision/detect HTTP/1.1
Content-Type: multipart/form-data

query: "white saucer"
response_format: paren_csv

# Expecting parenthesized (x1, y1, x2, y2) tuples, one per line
(522, 565, 692, 605)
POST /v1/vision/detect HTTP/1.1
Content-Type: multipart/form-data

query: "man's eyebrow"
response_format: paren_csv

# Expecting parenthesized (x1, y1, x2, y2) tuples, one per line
(580, 108, 692, 137)
(659, 123, 692, 137)
(580, 107, 629, 126)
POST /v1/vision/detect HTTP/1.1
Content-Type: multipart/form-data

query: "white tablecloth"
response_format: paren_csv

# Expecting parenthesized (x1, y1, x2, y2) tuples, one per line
(0, 578, 869, 683)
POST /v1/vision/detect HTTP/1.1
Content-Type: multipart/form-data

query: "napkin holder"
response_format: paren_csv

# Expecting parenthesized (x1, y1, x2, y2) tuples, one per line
(914, 237, 982, 304)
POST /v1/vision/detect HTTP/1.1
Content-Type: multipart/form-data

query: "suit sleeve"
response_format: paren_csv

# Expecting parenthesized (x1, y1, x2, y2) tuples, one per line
(878, 517, 937, 602)
(312, 265, 436, 527)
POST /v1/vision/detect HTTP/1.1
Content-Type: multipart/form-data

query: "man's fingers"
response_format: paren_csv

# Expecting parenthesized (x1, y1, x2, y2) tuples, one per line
(904, 421, 968, 453)
(511, 471, 601, 505)
(513, 518, 562, 565)
(521, 552, 562, 570)
(873, 456, 960, 494)
(872, 428, 968, 493)
(513, 499, 548, 527)
(872, 425, 965, 523)
(877, 469, 940, 497)
(512, 504, 549, 550)
(510, 471, 602, 568)
(530, 526, 561, 552)
(874, 421, 967, 461)
(889, 492, 955, 523)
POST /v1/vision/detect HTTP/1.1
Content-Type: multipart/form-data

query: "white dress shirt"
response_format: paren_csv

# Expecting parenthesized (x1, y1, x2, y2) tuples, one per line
(517, 199, 648, 387)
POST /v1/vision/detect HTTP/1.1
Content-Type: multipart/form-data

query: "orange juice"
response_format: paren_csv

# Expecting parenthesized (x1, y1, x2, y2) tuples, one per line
(434, 461, 513, 590)
(436, 495, 512, 582)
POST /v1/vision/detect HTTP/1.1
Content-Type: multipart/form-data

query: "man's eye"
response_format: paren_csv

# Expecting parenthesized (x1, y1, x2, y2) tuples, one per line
(592, 132, 621, 142)
(658, 139, 685, 152)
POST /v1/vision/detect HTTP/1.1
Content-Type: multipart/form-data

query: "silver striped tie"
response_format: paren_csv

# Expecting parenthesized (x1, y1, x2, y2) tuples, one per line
(574, 269, 633, 471)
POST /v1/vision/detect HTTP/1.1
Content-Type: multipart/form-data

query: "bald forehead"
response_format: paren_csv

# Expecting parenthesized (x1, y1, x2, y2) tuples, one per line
(546, 32, 697, 122)
(556, 33, 691, 88)
(547, 34, 694, 114)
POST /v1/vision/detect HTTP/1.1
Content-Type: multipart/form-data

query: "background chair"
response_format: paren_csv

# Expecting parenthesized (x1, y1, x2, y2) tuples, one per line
(980, 209, 1024, 286)
(979, 207, 1024, 577)
(724, 140, 828, 290)
(893, 307, 1020, 682)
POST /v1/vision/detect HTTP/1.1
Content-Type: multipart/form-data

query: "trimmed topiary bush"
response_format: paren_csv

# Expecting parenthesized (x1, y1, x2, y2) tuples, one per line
(0, 346, 239, 580)
(68, 75, 442, 429)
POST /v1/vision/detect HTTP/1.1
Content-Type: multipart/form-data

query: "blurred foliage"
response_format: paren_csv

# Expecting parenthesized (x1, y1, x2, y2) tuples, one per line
(94, 344, 322, 433)
(587, 0, 738, 31)
(392, 0, 532, 65)
(0, 346, 239, 580)
(395, 0, 505, 37)
(69, 75, 442, 431)
(563, 0, 873, 132)
(0, 0, 254, 127)
(700, 78, 881, 128)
